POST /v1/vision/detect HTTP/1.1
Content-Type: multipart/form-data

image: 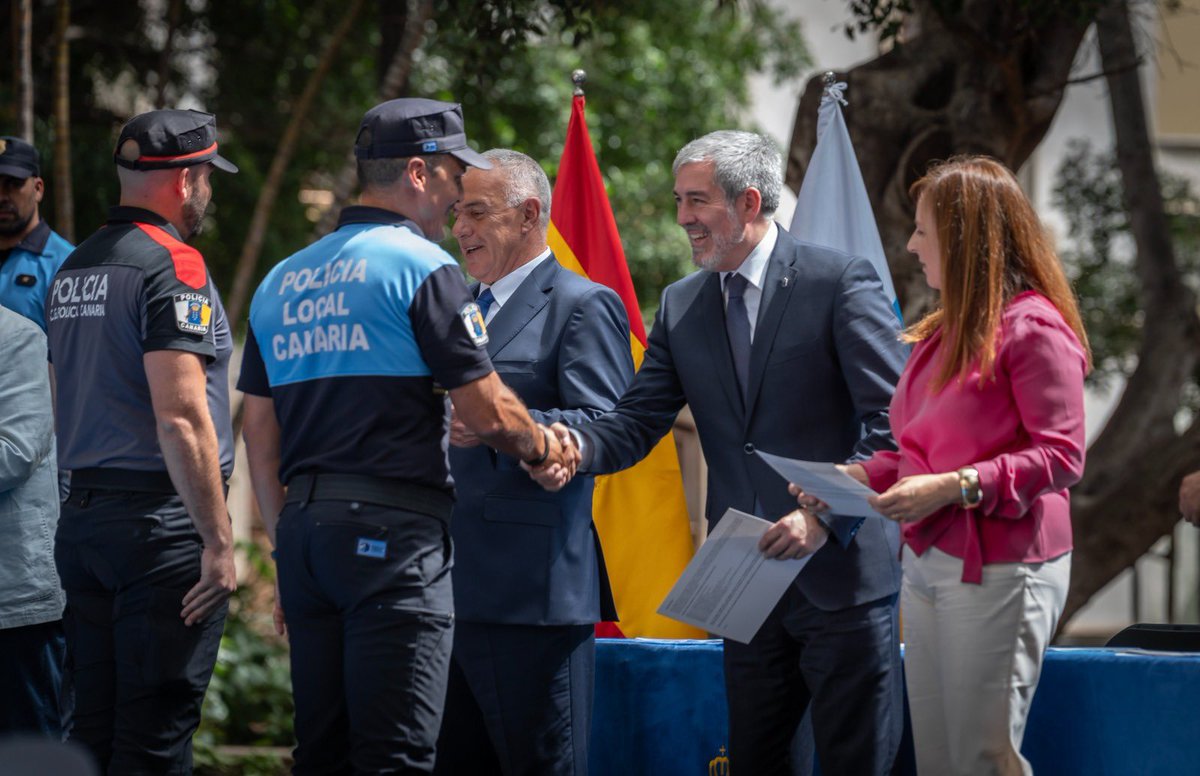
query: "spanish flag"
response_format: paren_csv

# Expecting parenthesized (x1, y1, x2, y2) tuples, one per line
(548, 92, 703, 639)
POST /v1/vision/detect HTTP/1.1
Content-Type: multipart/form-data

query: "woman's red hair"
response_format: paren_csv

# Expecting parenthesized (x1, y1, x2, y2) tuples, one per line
(905, 156, 1091, 387)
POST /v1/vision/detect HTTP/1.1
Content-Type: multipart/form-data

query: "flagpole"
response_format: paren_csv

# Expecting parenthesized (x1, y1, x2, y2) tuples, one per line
(548, 67, 703, 638)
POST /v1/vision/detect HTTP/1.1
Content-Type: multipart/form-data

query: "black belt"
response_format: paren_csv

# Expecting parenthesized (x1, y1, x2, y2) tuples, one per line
(285, 473, 454, 522)
(71, 467, 176, 494)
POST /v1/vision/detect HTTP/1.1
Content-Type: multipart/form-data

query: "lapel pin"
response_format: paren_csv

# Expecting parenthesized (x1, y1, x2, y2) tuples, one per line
(780, 277, 789, 288)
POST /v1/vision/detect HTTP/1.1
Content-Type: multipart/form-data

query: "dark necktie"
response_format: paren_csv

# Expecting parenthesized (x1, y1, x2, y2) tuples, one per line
(724, 273, 751, 397)
(476, 287, 496, 319)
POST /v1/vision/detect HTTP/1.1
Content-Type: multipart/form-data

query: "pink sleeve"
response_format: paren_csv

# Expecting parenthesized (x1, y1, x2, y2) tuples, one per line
(860, 450, 902, 493)
(973, 312, 1087, 518)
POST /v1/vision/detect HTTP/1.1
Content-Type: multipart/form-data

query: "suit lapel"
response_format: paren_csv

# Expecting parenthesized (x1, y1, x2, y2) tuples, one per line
(483, 256, 555, 357)
(700, 271, 745, 415)
(744, 234, 798, 422)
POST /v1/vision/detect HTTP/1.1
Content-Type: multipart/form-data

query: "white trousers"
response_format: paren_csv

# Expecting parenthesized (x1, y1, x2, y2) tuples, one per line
(901, 545, 1070, 776)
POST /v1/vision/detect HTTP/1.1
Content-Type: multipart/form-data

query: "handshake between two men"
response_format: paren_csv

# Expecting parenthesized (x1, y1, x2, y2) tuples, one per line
(453, 412, 830, 563)
(520, 422, 581, 491)
(448, 398, 581, 491)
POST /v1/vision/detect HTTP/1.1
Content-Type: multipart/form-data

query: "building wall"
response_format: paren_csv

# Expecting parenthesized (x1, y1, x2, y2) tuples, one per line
(1155, 0, 1200, 143)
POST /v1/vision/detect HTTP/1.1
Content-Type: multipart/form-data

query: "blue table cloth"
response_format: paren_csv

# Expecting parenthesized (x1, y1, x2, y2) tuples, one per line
(592, 639, 1200, 775)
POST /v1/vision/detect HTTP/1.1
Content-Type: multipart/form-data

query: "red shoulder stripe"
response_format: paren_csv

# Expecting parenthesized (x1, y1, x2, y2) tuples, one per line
(134, 222, 207, 289)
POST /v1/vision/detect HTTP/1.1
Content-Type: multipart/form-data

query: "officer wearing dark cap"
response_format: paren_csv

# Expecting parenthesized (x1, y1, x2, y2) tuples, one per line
(239, 97, 578, 774)
(47, 108, 237, 773)
(0, 136, 74, 330)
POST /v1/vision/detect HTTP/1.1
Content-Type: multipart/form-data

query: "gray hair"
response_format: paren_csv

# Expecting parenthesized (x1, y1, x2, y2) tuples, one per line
(481, 148, 552, 229)
(672, 130, 782, 216)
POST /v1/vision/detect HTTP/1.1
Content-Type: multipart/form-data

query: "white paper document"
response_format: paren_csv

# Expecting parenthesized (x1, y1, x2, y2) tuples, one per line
(657, 509, 810, 643)
(754, 449, 886, 519)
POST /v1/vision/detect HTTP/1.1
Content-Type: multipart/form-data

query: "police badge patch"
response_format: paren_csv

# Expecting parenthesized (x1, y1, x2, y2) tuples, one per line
(459, 301, 489, 348)
(173, 292, 213, 334)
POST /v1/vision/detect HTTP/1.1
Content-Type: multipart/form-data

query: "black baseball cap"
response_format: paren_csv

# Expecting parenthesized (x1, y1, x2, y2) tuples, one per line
(0, 136, 40, 179)
(114, 109, 238, 173)
(354, 98, 491, 169)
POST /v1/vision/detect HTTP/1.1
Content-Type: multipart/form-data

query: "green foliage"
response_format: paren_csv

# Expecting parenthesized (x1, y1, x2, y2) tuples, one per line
(0, 1, 174, 239)
(1, 0, 382, 295)
(196, 0, 384, 293)
(843, 0, 913, 42)
(2, 1, 806, 325)
(195, 746, 288, 776)
(1053, 139, 1200, 389)
(193, 541, 293, 775)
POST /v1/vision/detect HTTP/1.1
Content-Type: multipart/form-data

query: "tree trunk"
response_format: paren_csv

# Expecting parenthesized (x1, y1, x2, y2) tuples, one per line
(311, 0, 434, 239)
(223, 0, 367, 330)
(14, 0, 34, 140)
(786, 0, 1091, 322)
(1062, 0, 1200, 624)
(53, 0, 74, 242)
(153, 0, 182, 108)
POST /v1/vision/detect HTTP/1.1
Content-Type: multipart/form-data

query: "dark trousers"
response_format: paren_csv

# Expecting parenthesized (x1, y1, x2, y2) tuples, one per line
(276, 499, 455, 775)
(435, 622, 594, 776)
(54, 489, 227, 775)
(723, 587, 902, 776)
(0, 619, 68, 738)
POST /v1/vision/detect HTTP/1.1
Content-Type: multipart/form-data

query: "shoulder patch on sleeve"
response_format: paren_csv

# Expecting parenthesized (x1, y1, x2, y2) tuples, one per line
(134, 223, 208, 289)
(459, 302, 489, 348)
(174, 292, 213, 334)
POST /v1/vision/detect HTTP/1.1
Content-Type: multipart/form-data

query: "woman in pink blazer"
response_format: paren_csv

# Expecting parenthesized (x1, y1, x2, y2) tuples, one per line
(796, 156, 1090, 775)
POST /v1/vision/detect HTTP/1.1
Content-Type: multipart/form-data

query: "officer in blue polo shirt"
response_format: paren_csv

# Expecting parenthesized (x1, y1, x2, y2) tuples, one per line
(239, 97, 577, 774)
(0, 136, 73, 330)
(47, 109, 238, 774)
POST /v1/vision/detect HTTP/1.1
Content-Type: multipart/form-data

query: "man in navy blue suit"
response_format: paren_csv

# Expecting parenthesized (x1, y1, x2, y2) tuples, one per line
(542, 130, 908, 775)
(436, 149, 633, 775)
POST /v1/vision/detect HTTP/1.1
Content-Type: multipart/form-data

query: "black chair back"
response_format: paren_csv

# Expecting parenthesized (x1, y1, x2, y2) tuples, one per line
(1105, 623, 1200, 652)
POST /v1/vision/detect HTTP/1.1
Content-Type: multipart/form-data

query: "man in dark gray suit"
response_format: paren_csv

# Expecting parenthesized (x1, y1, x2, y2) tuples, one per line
(543, 131, 907, 774)
(437, 149, 633, 774)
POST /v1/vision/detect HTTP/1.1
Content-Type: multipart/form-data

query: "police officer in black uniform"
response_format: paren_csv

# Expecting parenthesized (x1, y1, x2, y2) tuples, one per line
(239, 98, 577, 774)
(47, 109, 238, 774)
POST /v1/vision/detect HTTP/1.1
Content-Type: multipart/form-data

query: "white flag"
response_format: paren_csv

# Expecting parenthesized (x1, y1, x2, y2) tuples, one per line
(789, 78, 901, 321)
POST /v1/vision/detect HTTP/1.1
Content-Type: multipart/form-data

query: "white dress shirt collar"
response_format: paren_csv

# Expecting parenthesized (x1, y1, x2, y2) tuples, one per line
(721, 221, 777, 292)
(478, 248, 552, 323)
